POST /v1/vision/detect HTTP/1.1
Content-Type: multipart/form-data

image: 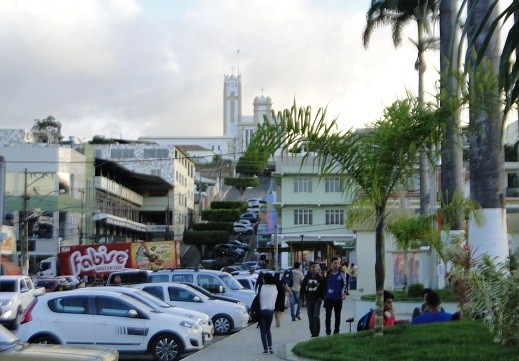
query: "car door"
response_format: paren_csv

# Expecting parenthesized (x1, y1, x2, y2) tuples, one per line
(92, 295, 148, 352)
(46, 295, 96, 345)
(166, 286, 210, 315)
(196, 274, 225, 294)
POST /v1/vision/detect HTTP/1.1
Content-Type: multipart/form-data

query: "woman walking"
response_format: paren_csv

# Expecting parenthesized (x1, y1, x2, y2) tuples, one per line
(259, 273, 278, 354)
(274, 272, 291, 327)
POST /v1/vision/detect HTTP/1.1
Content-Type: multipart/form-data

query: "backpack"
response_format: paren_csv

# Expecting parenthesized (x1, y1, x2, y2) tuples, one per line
(249, 293, 261, 324)
(283, 268, 294, 287)
(357, 309, 374, 331)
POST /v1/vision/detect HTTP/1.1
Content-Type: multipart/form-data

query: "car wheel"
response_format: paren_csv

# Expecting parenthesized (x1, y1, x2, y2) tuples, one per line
(31, 335, 59, 344)
(150, 333, 182, 361)
(212, 314, 233, 335)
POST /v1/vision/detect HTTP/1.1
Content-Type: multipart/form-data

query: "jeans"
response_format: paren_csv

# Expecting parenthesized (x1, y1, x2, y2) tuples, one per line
(306, 299, 322, 337)
(259, 309, 274, 350)
(289, 290, 301, 318)
(324, 298, 343, 334)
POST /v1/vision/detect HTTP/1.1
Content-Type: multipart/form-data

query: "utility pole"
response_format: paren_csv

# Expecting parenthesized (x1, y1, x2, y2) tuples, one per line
(21, 169, 29, 275)
(78, 188, 85, 245)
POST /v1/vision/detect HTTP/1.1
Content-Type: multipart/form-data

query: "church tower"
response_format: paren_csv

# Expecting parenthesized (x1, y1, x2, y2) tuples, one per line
(223, 73, 242, 138)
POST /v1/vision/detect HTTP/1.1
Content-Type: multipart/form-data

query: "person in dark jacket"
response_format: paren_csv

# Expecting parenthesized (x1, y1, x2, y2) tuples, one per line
(300, 262, 326, 337)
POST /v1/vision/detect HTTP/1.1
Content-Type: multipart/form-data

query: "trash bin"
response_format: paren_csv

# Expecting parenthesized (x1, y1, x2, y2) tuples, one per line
(349, 276, 357, 290)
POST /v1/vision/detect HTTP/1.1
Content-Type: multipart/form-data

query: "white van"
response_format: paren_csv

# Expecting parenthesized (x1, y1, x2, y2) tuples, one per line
(147, 269, 256, 308)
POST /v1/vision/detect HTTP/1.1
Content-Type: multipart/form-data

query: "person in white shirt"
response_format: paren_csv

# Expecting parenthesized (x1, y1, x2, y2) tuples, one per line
(259, 273, 278, 354)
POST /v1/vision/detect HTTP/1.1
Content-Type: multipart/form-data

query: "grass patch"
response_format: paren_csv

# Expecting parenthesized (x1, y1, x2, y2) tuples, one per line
(360, 288, 456, 302)
(292, 320, 519, 361)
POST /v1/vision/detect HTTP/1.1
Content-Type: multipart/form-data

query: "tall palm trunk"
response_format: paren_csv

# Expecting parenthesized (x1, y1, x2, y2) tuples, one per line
(467, 0, 509, 263)
(374, 204, 386, 334)
(440, 0, 464, 229)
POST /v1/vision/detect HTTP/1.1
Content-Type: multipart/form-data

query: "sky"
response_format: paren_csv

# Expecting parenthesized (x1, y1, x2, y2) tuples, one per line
(0, 0, 468, 141)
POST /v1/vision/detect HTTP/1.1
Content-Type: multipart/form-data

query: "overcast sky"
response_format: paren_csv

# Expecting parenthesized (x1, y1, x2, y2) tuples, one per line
(0, 0, 456, 141)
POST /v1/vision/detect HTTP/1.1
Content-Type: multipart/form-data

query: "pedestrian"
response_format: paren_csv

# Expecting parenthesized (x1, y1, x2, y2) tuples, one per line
(258, 273, 278, 354)
(290, 262, 304, 321)
(255, 272, 264, 294)
(341, 261, 351, 294)
(273, 272, 291, 327)
(324, 257, 347, 335)
(300, 261, 326, 337)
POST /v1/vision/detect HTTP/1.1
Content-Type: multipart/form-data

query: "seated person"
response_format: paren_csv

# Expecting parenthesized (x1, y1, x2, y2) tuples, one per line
(369, 290, 396, 329)
(412, 288, 445, 319)
(412, 291, 452, 324)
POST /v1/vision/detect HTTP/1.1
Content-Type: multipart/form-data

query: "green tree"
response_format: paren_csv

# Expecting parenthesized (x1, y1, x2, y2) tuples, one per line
(244, 99, 440, 334)
(224, 176, 260, 196)
(363, 0, 439, 216)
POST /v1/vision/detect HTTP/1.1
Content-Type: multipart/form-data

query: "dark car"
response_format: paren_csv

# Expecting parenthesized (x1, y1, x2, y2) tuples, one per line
(34, 278, 68, 292)
(240, 212, 259, 223)
(228, 239, 249, 251)
(213, 243, 245, 259)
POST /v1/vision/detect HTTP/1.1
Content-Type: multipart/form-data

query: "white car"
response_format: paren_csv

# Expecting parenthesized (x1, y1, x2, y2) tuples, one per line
(16, 289, 204, 361)
(234, 273, 258, 290)
(134, 282, 249, 335)
(87, 286, 214, 343)
(0, 276, 45, 330)
(233, 222, 254, 234)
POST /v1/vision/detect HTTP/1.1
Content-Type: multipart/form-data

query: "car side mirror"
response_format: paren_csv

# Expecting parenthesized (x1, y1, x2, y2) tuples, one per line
(128, 309, 139, 318)
(192, 296, 202, 302)
(20, 287, 29, 293)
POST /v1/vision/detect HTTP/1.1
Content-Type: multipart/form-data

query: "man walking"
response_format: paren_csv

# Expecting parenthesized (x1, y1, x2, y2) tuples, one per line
(324, 257, 347, 335)
(300, 262, 325, 337)
(290, 262, 304, 321)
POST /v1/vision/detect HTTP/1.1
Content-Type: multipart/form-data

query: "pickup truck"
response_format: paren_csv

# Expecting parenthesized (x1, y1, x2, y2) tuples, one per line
(0, 276, 45, 329)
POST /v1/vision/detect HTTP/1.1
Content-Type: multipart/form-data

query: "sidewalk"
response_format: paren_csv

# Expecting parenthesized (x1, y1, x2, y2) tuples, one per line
(183, 291, 359, 361)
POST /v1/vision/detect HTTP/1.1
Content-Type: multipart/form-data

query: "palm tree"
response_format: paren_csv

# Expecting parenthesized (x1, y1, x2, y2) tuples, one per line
(245, 98, 441, 334)
(363, 0, 439, 216)
(463, 0, 509, 263)
(439, 0, 464, 230)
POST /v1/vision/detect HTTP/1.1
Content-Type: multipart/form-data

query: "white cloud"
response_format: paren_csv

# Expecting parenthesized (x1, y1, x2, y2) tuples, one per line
(0, 0, 443, 140)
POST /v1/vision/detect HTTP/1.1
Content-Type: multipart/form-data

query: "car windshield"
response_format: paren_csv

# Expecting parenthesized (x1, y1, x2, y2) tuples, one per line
(218, 273, 244, 290)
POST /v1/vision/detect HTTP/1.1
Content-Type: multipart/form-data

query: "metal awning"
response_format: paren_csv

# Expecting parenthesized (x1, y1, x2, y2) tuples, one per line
(92, 213, 147, 232)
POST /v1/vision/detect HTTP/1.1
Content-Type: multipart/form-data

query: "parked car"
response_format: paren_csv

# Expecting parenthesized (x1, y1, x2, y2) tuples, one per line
(240, 211, 259, 223)
(0, 276, 45, 330)
(17, 289, 204, 361)
(57, 275, 81, 289)
(75, 286, 214, 343)
(135, 282, 249, 335)
(233, 273, 258, 290)
(241, 261, 260, 270)
(34, 278, 68, 293)
(233, 223, 254, 235)
(213, 243, 245, 258)
(147, 269, 256, 308)
(227, 240, 249, 251)
(178, 282, 245, 307)
(105, 269, 151, 286)
(247, 198, 263, 207)
(0, 323, 119, 361)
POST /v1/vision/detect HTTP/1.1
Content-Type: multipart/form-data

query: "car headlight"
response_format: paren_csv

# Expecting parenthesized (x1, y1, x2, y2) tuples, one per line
(180, 320, 201, 329)
(236, 307, 247, 314)
(238, 301, 246, 307)
(186, 314, 205, 324)
(0, 299, 13, 306)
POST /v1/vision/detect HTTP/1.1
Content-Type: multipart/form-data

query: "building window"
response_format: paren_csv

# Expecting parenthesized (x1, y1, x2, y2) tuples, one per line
(144, 148, 169, 159)
(326, 210, 344, 225)
(325, 177, 342, 193)
(151, 169, 161, 177)
(294, 210, 313, 225)
(293, 177, 313, 193)
(110, 148, 134, 159)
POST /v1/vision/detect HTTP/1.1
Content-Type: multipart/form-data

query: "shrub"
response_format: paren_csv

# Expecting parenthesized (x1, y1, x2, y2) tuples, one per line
(201, 209, 241, 222)
(192, 221, 233, 232)
(210, 200, 247, 211)
(407, 283, 424, 297)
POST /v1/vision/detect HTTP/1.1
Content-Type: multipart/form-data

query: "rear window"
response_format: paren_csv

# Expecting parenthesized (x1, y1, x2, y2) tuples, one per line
(0, 280, 16, 292)
(48, 295, 88, 314)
